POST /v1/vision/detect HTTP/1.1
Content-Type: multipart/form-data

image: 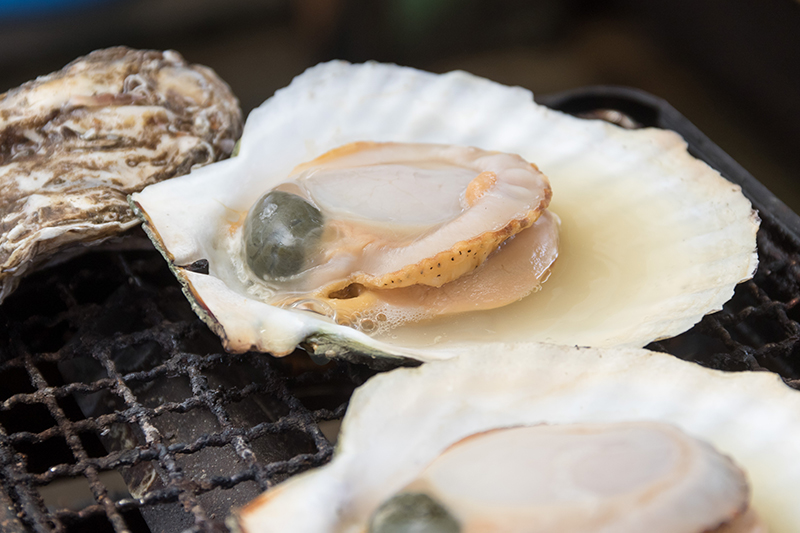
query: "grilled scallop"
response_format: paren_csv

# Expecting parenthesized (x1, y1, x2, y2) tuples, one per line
(132, 61, 757, 364)
(239, 141, 558, 334)
(234, 344, 799, 532)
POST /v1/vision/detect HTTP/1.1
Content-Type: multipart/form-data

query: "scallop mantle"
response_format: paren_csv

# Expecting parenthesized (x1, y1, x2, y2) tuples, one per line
(130, 61, 759, 365)
(233, 344, 800, 533)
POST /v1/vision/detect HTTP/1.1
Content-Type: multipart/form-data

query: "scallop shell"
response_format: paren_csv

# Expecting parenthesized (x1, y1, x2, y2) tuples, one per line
(0, 47, 242, 303)
(233, 344, 800, 533)
(131, 61, 758, 364)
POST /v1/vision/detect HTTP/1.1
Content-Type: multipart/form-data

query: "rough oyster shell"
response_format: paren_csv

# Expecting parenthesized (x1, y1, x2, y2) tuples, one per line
(0, 47, 242, 303)
(131, 61, 757, 364)
(234, 344, 800, 532)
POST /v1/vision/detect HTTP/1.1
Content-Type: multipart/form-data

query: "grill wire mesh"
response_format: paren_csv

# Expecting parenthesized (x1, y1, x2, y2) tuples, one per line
(1, 122, 800, 532)
(0, 245, 378, 532)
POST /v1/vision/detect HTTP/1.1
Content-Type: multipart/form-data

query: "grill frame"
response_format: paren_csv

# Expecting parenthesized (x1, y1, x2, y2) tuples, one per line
(0, 87, 798, 533)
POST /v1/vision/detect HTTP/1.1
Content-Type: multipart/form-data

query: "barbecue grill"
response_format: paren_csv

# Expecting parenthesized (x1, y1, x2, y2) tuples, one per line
(1, 88, 798, 533)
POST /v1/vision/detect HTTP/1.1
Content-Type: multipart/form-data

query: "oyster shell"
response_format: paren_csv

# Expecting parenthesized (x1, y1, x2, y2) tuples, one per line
(233, 344, 800, 532)
(131, 61, 757, 364)
(0, 47, 242, 303)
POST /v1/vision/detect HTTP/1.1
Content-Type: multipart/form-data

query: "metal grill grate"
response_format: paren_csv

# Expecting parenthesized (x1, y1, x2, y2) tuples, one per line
(1, 89, 799, 532)
(0, 248, 376, 532)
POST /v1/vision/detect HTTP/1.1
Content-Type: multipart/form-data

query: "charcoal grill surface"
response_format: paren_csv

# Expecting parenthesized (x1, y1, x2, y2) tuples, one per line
(1, 88, 799, 533)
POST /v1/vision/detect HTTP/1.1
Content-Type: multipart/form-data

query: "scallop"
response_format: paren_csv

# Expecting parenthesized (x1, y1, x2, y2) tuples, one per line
(130, 61, 758, 364)
(0, 47, 242, 303)
(232, 344, 800, 532)
(377, 423, 762, 533)
(233, 141, 556, 336)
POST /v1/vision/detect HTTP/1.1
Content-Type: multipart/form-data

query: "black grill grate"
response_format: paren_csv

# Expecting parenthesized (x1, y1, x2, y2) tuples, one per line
(0, 248, 376, 532)
(1, 89, 800, 532)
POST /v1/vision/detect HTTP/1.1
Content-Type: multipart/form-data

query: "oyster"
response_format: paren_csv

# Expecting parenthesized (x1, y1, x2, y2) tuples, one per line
(131, 61, 758, 364)
(0, 47, 242, 303)
(233, 344, 800, 532)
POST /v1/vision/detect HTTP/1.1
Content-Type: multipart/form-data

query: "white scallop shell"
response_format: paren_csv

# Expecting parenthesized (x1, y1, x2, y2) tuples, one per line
(131, 61, 758, 364)
(234, 344, 800, 533)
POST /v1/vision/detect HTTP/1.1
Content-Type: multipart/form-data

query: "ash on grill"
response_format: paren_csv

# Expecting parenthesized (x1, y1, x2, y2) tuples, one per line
(2, 91, 800, 533)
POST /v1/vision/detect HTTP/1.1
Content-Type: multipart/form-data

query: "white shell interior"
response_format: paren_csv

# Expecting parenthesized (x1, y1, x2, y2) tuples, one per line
(131, 61, 758, 361)
(235, 344, 800, 533)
